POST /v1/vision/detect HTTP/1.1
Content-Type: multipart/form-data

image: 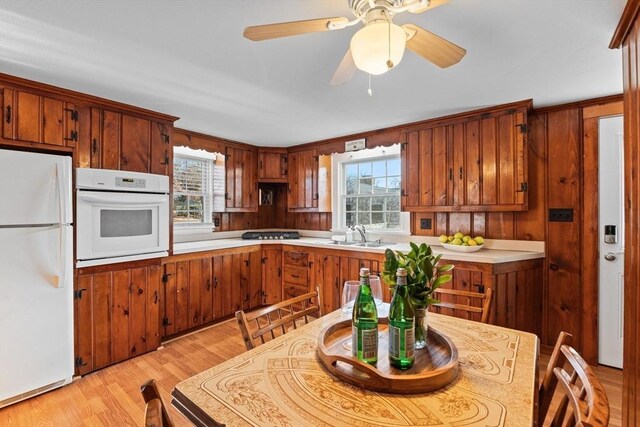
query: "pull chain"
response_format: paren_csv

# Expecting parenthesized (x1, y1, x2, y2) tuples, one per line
(386, 15, 393, 69)
(368, 74, 372, 96)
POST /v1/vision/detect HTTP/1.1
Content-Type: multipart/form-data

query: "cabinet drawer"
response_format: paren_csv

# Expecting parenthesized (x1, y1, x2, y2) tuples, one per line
(283, 266, 307, 286)
(284, 251, 308, 267)
(283, 283, 308, 300)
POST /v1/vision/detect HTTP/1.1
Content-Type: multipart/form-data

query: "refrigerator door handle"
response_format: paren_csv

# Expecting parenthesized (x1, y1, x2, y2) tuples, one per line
(54, 163, 68, 289)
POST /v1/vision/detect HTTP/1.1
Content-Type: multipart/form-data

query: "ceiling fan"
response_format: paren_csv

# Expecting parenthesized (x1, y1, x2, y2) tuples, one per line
(243, 0, 466, 86)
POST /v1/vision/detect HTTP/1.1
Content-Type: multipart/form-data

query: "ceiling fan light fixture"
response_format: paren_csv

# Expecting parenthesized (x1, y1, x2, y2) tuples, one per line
(350, 22, 406, 75)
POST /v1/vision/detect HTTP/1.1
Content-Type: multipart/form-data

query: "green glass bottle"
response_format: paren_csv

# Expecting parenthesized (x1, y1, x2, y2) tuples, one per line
(352, 267, 378, 365)
(388, 267, 415, 369)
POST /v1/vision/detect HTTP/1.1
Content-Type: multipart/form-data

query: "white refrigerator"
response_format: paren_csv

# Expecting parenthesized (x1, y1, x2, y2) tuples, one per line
(0, 149, 74, 408)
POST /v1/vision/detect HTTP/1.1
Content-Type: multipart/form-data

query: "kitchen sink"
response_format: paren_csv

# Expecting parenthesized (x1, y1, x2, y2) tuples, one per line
(330, 241, 358, 245)
(355, 242, 395, 248)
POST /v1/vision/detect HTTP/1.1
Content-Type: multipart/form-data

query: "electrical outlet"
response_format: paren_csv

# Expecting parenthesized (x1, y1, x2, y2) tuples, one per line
(549, 208, 573, 222)
(420, 218, 432, 229)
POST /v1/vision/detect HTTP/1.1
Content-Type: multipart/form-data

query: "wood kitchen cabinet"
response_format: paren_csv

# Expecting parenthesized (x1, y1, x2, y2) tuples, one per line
(282, 247, 314, 301)
(225, 146, 258, 211)
(74, 262, 162, 375)
(83, 107, 172, 174)
(287, 148, 319, 211)
(261, 246, 282, 305)
(401, 105, 528, 212)
(258, 148, 287, 182)
(161, 246, 261, 338)
(2, 87, 80, 148)
(314, 253, 341, 315)
(434, 258, 543, 336)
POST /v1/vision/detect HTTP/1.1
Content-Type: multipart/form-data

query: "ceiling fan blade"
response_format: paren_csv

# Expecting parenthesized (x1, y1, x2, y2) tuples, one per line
(244, 17, 349, 41)
(403, 24, 466, 68)
(409, 0, 449, 14)
(330, 49, 357, 86)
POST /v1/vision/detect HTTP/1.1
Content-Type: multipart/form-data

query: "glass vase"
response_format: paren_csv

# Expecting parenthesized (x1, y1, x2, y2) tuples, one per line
(414, 307, 428, 349)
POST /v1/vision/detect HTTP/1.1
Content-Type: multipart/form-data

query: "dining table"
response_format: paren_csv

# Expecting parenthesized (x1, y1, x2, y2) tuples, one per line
(171, 307, 540, 426)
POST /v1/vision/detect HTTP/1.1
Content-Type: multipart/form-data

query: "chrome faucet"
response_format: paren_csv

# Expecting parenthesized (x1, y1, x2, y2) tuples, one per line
(354, 225, 367, 243)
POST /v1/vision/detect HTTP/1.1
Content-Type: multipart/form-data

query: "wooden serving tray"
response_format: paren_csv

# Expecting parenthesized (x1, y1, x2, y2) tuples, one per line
(317, 318, 459, 394)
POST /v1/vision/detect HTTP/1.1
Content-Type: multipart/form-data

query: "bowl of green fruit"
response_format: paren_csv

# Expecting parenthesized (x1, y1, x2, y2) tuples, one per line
(439, 232, 485, 253)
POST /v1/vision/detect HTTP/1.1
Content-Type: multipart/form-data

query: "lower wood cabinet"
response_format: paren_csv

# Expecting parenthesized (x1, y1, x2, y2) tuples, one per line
(74, 261, 162, 375)
(434, 258, 543, 336)
(282, 246, 313, 301)
(161, 246, 261, 338)
(261, 246, 282, 305)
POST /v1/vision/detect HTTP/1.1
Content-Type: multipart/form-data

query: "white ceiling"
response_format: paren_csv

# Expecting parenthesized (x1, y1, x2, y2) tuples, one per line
(0, 0, 625, 147)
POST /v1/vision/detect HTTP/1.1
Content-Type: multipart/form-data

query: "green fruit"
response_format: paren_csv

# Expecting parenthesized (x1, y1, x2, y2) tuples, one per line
(439, 235, 448, 243)
(447, 236, 454, 242)
(462, 235, 471, 243)
(468, 239, 478, 246)
(462, 242, 469, 246)
(474, 236, 485, 245)
(451, 238, 463, 245)
(454, 232, 464, 239)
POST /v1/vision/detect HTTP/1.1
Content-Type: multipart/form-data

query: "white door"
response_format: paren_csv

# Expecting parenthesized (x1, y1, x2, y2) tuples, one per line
(0, 149, 72, 225)
(0, 225, 74, 404)
(598, 115, 624, 369)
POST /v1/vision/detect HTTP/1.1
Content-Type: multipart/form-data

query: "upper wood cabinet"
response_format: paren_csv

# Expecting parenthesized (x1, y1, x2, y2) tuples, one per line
(225, 146, 258, 212)
(258, 148, 287, 182)
(401, 106, 528, 212)
(2, 88, 79, 148)
(287, 148, 319, 211)
(81, 107, 172, 174)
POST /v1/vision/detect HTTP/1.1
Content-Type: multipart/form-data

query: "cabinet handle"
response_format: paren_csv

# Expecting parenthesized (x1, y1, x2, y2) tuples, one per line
(213, 277, 218, 288)
(5, 105, 11, 124)
(281, 154, 288, 175)
(153, 290, 159, 304)
(292, 274, 300, 279)
(160, 151, 169, 165)
(459, 167, 463, 180)
(549, 263, 560, 271)
(449, 168, 453, 180)
(335, 277, 339, 289)
(259, 160, 263, 170)
(137, 288, 144, 295)
(92, 138, 98, 153)
(206, 279, 211, 291)
(277, 267, 281, 277)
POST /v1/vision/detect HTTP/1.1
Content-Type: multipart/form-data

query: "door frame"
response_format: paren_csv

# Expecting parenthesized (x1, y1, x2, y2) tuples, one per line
(581, 101, 624, 364)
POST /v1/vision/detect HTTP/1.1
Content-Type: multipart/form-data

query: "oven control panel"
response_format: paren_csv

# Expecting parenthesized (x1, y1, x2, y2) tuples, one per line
(116, 177, 146, 189)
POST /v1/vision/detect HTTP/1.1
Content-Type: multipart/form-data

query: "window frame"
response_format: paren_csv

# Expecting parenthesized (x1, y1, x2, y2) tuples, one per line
(331, 144, 410, 235)
(173, 146, 222, 230)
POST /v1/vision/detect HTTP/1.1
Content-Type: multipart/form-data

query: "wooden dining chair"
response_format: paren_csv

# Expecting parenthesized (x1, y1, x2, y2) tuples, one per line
(538, 331, 573, 425)
(550, 345, 610, 427)
(431, 287, 494, 323)
(236, 290, 321, 351)
(140, 379, 175, 427)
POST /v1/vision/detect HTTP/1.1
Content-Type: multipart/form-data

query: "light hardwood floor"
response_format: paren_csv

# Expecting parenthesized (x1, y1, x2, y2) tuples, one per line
(0, 319, 623, 426)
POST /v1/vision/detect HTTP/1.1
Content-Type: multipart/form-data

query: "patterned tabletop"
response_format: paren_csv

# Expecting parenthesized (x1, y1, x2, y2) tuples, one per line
(173, 310, 539, 427)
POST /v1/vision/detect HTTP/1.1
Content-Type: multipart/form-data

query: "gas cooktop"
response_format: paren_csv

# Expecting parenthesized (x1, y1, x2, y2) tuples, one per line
(241, 231, 300, 240)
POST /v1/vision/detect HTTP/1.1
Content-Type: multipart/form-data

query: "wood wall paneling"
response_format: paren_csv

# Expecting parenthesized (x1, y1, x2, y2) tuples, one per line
(612, 3, 640, 422)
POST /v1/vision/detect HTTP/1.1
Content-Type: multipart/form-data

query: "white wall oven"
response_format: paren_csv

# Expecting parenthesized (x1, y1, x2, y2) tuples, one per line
(76, 168, 169, 267)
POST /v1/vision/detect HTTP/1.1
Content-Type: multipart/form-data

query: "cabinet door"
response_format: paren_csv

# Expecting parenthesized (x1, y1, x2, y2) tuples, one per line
(200, 258, 213, 324)
(226, 146, 258, 211)
(2, 88, 78, 147)
(315, 254, 341, 314)
(248, 250, 262, 308)
(287, 148, 318, 210)
(75, 264, 161, 375)
(150, 121, 172, 175)
(262, 247, 282, 304)
(401, 131, 421, 209)
(258, 149, 287, 181)
(120, 114, 151, 173)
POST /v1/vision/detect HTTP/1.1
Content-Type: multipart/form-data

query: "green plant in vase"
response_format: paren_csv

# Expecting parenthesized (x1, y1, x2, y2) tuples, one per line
(382, 243, 454, 349)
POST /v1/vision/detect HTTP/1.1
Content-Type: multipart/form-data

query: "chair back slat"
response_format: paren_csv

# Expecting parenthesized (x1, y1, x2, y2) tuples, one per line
(236, 290, 320, 350)
(550, 345, 610, 427)
(539, 331, 572, 425)
(431, 287, 493, 324)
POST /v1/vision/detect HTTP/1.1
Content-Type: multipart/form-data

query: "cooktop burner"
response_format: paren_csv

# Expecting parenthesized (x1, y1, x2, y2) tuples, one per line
(241, 231, 300, 240)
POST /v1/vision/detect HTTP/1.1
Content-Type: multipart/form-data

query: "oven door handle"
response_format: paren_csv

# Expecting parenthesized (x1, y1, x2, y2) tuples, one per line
(78, 193, 168, 205)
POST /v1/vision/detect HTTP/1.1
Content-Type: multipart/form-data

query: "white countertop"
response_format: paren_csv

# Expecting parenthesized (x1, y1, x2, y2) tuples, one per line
(173, 237, 545, 264)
